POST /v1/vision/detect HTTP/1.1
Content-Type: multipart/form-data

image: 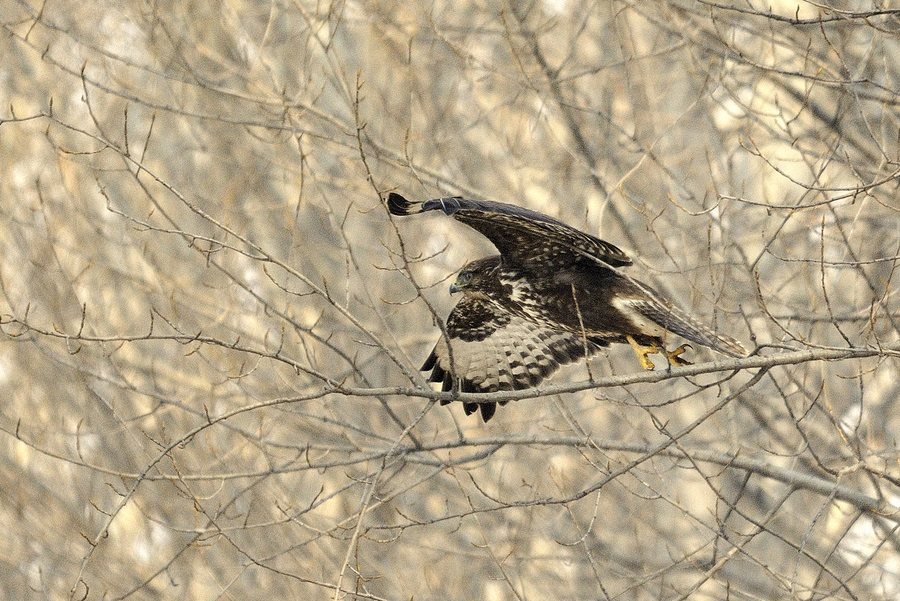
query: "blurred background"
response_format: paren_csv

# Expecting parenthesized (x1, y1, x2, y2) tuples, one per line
(1, 1, 898, 599)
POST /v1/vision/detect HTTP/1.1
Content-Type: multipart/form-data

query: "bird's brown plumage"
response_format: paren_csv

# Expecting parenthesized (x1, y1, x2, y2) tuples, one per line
(388, 193, 746, 421)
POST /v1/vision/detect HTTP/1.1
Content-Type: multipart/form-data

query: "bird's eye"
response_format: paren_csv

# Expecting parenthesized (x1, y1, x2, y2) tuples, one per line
(457, 271, 472, 284)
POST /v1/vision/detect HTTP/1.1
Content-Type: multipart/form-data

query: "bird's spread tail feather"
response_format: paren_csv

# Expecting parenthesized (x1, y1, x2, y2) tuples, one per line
(659, 305, 747, 357)
(630, 299, 747, 358)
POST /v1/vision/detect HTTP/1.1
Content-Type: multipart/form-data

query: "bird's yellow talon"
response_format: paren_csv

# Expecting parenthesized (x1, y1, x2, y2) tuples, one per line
(627, 336, 658, 370)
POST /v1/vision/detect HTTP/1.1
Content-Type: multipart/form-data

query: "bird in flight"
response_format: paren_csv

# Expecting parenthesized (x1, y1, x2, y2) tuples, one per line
(388, 193, 746, 421)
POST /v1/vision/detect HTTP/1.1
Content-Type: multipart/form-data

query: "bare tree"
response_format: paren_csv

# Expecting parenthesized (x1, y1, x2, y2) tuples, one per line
(1, 1, 897, 599)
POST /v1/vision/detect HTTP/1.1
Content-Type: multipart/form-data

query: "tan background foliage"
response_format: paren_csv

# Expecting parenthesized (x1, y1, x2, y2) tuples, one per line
(1, 1, 897, 600)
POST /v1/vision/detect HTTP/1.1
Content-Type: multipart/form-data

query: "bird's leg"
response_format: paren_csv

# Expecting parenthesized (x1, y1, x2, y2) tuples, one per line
(664, 344, 692, 367)
(626, 336, 658, 370)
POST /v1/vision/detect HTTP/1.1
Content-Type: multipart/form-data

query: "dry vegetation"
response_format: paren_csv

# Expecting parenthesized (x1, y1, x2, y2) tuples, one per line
(1, 1, 898, 599)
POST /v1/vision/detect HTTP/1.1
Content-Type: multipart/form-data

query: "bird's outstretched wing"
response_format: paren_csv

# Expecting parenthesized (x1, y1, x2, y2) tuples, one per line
(388, 193, 631, 269)
(422, 296, 607, 421)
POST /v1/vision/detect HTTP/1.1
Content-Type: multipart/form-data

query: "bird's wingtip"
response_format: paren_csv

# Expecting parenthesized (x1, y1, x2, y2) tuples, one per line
(387, 192, 419, 216)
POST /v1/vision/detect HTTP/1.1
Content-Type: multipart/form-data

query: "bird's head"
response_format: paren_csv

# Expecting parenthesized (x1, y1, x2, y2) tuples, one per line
(449, 256, 503, 297)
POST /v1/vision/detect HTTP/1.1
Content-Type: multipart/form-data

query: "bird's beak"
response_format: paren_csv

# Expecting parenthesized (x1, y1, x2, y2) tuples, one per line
(449, 282, 461, 295)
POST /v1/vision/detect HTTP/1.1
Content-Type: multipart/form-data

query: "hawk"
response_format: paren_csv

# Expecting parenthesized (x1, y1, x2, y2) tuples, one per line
(388, 193, 746, 421)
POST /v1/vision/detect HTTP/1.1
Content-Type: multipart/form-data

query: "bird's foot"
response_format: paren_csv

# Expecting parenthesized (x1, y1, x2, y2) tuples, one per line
(627, 336, 658, 371)
(665, 344, 692, 367)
